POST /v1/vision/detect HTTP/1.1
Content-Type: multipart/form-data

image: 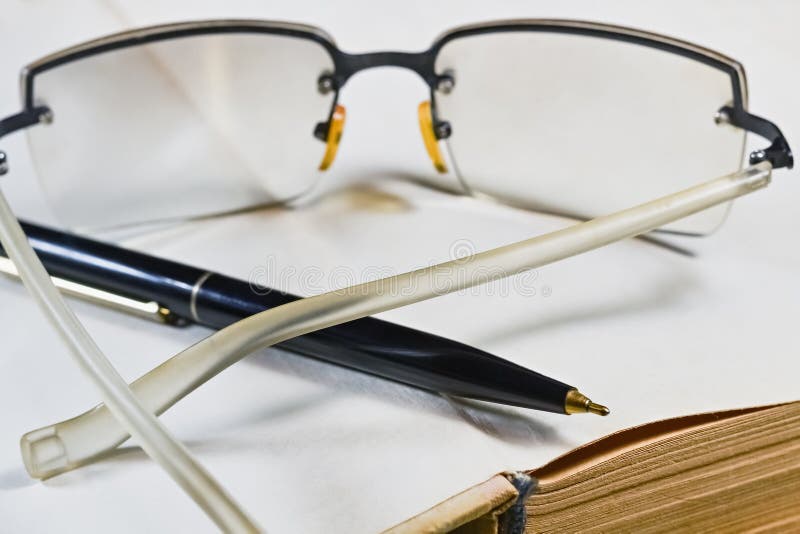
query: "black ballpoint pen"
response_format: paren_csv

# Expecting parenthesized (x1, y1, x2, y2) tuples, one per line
(0, 219, 609, 416)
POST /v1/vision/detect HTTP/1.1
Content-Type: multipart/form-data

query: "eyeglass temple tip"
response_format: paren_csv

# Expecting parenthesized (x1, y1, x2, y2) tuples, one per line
(20, 426, 70, 479)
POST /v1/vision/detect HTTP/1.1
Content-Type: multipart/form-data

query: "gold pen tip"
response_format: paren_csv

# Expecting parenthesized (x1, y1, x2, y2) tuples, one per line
(587, 402, 611, 417)
(564, 389, 610, 416)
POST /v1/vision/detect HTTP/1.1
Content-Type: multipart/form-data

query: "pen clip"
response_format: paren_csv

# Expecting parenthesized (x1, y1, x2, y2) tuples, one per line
(0, 256, 184, 325)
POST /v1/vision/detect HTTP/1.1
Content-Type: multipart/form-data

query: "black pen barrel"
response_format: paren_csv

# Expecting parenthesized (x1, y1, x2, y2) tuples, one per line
(9, 220, 573, 414)
(195, 273, 572, 412)
(18, 221, 206, 316)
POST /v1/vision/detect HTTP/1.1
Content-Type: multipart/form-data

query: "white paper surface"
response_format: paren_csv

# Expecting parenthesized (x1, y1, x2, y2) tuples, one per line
(0, 1, 798, 532)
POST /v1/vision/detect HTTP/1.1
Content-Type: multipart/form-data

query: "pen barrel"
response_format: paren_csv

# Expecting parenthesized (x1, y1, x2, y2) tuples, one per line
(9, 220, 573, 414)
(17, 221, 204, 315)
(195, 274, 572, 413)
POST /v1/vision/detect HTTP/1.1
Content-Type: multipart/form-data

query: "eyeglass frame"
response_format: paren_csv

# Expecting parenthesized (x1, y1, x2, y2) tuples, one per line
(0, 18, 793, 178)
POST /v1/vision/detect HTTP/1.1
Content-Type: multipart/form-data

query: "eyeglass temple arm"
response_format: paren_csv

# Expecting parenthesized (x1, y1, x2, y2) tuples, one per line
(720, 105, 793, 169)
(0, 127, 260, 531)
(20, 162, 775, 481)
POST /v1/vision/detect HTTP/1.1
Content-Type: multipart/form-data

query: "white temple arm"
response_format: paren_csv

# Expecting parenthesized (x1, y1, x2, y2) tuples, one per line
(0, 187, 259, 531)
(21, 163, 773, 481)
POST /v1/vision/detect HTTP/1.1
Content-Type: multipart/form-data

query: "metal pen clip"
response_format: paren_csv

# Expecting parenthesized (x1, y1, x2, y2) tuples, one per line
(0, 256, 182, 324)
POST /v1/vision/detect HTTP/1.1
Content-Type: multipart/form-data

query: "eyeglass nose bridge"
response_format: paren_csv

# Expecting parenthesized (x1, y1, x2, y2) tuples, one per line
(332, 51, 440, 88)
(315, 51, 455, 173)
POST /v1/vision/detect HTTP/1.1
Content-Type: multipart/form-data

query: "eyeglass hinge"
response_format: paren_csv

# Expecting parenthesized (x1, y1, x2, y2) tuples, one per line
(0, 106, 51, 139)
(749, 138, 793, 169)
(719, 105, 793, 170)
(0, 106, 52, 175)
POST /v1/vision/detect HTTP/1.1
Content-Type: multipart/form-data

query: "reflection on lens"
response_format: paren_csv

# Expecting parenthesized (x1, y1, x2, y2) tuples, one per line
(27, 32, 335, 228)
(434, 31, 745, 234)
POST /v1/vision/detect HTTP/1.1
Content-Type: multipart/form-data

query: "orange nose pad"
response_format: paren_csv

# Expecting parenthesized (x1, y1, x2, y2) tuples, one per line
(319, 104, 346, 171)
(417, 100, 448, 174)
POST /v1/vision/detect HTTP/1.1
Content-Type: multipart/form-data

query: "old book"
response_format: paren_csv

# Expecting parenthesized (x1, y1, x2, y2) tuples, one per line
(387, 401, 800, 533)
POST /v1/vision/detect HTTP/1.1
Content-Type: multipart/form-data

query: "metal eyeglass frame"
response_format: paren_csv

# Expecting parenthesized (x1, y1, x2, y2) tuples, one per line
(0, 18, 793, 532)
(0, 18, 793, 174)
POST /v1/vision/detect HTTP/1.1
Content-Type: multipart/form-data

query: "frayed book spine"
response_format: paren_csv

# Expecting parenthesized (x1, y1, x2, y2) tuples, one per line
(498, 472, 537, 534)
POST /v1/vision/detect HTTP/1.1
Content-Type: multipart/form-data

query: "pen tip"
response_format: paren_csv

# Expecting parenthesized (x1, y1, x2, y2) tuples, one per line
(564, 389, 611, 416)
(588, 402, 611, 417)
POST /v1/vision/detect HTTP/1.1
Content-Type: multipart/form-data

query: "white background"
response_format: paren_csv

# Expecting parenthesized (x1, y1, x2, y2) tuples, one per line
(0, 1, 799, 532)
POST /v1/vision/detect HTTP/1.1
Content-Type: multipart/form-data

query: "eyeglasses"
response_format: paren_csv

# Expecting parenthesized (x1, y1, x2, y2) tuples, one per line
(0, 19, 791, 233)
(0, 19, 792, 532)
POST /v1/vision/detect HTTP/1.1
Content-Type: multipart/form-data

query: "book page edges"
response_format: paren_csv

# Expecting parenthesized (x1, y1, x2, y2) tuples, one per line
(532, 401, 793, 483)
(386, 400, 796, 533)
